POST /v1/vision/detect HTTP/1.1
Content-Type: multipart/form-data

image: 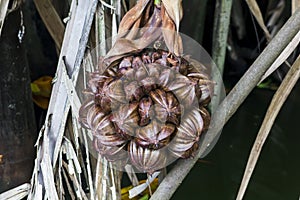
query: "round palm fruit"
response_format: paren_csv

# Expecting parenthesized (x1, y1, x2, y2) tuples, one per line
(79, 48, 213, 173)
(79, 0, 213, 173)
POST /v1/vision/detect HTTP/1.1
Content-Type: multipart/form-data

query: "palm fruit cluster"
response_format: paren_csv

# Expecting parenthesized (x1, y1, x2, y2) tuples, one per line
(79, 0, 213, 173)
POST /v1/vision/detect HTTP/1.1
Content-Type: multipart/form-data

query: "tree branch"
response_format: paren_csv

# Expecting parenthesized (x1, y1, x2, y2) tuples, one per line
(150, 8, 300, 200)
(236, 46, 300, 200)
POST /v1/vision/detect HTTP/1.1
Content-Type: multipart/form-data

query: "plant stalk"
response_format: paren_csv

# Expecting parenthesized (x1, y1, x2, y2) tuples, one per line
(212, 0, 233, 75)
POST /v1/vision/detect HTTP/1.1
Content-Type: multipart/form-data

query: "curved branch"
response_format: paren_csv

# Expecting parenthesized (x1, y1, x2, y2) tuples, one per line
(150, 8, 300, 200)
(236, 53, 300, 200)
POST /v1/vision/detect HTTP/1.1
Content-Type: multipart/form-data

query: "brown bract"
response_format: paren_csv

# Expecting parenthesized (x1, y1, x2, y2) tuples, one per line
(102, 0, 183, 67)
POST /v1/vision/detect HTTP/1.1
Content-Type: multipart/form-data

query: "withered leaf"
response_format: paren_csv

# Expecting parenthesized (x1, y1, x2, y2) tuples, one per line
(161, 0, 183, 31)
(161, 5, 183, 56)
(245, 0, 271, 41)
(118, 0, 152, 34)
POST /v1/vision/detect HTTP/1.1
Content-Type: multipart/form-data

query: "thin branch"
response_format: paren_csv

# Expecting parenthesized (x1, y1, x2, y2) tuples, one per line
(150, 8, 300, 200)
(236, 54, 300, 200)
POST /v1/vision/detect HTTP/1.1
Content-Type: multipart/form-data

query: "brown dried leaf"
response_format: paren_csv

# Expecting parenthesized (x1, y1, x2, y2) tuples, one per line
(123, 15, 143, 40)
(245, 0, 271, 41)
(161, 0, 183, 31)
(118, 0, 152, 34)
(104, 38, 141, 66)
(123, 0, 154, 40)
(161, 5, 183, 55)
(142, 5, 162, 39)
(105, 4, 163, 65)
(104, 31, 162, 66)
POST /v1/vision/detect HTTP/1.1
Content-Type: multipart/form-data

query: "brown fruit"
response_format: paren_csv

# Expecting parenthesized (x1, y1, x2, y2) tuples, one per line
(79, 0, 213, 173)
(135, 119, 175, 149)
(129, 141, 167, 174)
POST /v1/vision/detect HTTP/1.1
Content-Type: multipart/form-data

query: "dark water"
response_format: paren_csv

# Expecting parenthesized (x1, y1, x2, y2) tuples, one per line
(172, 84, 300, 200)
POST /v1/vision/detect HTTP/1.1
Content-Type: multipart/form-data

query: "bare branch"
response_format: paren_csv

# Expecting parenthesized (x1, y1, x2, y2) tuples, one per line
(150, 8, 300, 200)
